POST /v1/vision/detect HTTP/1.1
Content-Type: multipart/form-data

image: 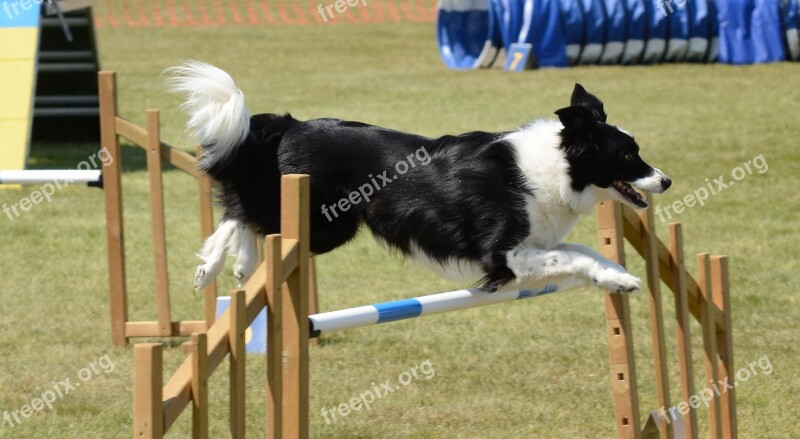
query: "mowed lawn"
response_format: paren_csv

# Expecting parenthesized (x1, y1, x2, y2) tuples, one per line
(1, 6, 799, 438)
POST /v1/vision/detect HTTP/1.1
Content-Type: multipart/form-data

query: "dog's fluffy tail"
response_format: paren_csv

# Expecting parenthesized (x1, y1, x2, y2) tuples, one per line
(166, 61, 249, 169)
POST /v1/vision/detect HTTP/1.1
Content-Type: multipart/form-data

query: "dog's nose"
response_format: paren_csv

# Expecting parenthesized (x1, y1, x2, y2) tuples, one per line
(661, 177, 672, 191)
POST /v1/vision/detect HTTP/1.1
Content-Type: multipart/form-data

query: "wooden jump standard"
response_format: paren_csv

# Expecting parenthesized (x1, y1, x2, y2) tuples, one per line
(98, 70, 319, 347)
(99, 71, 219, 346)
(133, 172, 735, 438)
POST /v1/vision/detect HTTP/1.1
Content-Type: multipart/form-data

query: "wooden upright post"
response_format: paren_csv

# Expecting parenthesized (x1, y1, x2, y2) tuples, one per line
(638, 197, 672, 439)
(597, 201, 641, 439)
(711, 256, 736, 438)
(146, 109, 172, 336)
(99, 71, 129, 346)
(308, 257, 319, 347)
(668, 223, 698, 439)
(133, 343, 164, 439)
(191, 333, 208, 439)
(698, 254, 722, 439)
(281, 175, 311, 439)
(265, 235, 284, 439)
(229, 289, 246, 438)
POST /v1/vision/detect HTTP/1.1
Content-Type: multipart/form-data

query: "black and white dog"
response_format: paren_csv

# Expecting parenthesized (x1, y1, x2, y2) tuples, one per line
(168, 61, 670, 294)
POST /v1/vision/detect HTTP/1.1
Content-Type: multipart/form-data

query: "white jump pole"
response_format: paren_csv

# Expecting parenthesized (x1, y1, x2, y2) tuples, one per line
(0, 170, 102, 187)
(309, 284, 566, 336)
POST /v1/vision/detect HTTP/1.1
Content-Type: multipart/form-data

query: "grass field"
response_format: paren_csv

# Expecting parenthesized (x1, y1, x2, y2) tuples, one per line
(1, 3, 799, 438)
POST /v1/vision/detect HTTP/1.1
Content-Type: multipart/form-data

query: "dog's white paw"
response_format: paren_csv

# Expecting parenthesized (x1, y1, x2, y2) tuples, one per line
(232, 264, 256, 288)
(591, 267, 641, 293)
(194, 265, 212, 291)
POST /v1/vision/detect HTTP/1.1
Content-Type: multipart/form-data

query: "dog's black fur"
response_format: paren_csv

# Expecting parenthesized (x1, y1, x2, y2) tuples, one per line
(170, 62, 669, 292)
(206, 115, 529, 290)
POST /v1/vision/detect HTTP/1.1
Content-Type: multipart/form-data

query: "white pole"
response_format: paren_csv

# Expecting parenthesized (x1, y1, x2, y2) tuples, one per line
(0, 170, 102, 186)
(309, 285, 562, 335)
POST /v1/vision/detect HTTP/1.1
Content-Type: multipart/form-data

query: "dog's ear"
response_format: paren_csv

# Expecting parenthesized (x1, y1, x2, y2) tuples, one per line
(555, 105, 599, 158)
(555, 105, 596, 131)
(571, 83, 607, 123)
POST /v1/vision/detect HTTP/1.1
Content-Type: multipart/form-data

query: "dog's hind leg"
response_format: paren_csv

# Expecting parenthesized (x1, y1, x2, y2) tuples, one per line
(195, 220, 238, 290)
(231, 224, 258, 287)
(505, 245, 641, 293)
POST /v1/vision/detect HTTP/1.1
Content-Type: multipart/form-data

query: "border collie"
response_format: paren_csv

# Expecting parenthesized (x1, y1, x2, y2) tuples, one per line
(167, 61, 670, 295)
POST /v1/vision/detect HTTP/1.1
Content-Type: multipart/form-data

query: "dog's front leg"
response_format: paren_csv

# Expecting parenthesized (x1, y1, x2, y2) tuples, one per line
(231, 224, 258, 287)
(195, 220, 239, 290)
(555, 242, 625, 272)
(505, 245, 641, 293)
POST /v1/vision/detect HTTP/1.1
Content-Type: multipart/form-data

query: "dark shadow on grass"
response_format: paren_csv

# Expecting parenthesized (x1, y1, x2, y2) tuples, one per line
(27, 141, 195, 174)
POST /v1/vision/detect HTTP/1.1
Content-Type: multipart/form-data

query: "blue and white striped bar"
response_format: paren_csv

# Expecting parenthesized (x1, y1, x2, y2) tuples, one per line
(0, 170, 102, 187)
(309, 285, 558, 335)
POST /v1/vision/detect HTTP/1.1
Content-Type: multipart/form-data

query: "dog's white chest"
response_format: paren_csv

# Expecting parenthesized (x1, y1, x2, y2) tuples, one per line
(521, 194, 580, 250)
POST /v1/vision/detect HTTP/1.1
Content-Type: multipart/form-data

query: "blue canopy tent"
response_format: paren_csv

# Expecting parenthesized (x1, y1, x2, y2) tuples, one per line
(578, 0, 607, 64)
(601, 0, 627, 64)
(557, 0, 585, 64)
(622, 0, 647, 64)
(717, 0, 785, 64)
(437, 0, 503, 69)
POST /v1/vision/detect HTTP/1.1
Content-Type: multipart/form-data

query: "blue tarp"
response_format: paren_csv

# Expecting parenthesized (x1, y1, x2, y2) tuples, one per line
(622, 0, 647, 64)
(718, 0, 785, 64)
(578, 0, 607, 64)
(519, 0, 569, 67)
(781, 0, 800, 60)
(601, 0, 627, 64)
(436, 0, 796, 69)
(665, 1, 690, 61)
(557, 0, 585, 64)
(641, 0, 668, 63)
(686, 0, 711, 62)
(707, 0, 720, 61)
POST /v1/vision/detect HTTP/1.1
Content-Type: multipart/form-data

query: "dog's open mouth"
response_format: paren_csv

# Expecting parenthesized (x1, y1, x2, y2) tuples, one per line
(612, 181, 648, 208)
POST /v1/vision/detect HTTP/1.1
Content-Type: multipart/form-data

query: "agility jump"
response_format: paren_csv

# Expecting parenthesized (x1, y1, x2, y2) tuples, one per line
(100, 66, 735, 437)
(130, 175, 735, 439)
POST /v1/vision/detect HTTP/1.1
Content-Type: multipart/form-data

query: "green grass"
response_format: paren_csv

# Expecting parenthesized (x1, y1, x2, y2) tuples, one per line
(1, 7, 799, 438)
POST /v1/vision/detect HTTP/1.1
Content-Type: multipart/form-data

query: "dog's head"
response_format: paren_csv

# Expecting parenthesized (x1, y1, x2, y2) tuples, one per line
(555, 84, 670, 209)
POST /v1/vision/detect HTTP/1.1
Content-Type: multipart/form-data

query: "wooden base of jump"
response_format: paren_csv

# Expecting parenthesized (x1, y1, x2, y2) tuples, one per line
(132, 174, 735, 439)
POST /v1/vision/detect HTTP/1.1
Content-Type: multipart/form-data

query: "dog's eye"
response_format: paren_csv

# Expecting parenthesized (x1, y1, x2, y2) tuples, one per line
(624, 153, 634, 161)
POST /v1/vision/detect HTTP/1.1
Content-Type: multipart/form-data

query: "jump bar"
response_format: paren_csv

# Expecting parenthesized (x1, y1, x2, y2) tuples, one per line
(308, 285, 559, 336)
(0, 170, 103, 188)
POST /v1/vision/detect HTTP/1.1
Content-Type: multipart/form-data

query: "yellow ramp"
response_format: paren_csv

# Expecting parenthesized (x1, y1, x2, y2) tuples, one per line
(0, 6, 40, 172)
